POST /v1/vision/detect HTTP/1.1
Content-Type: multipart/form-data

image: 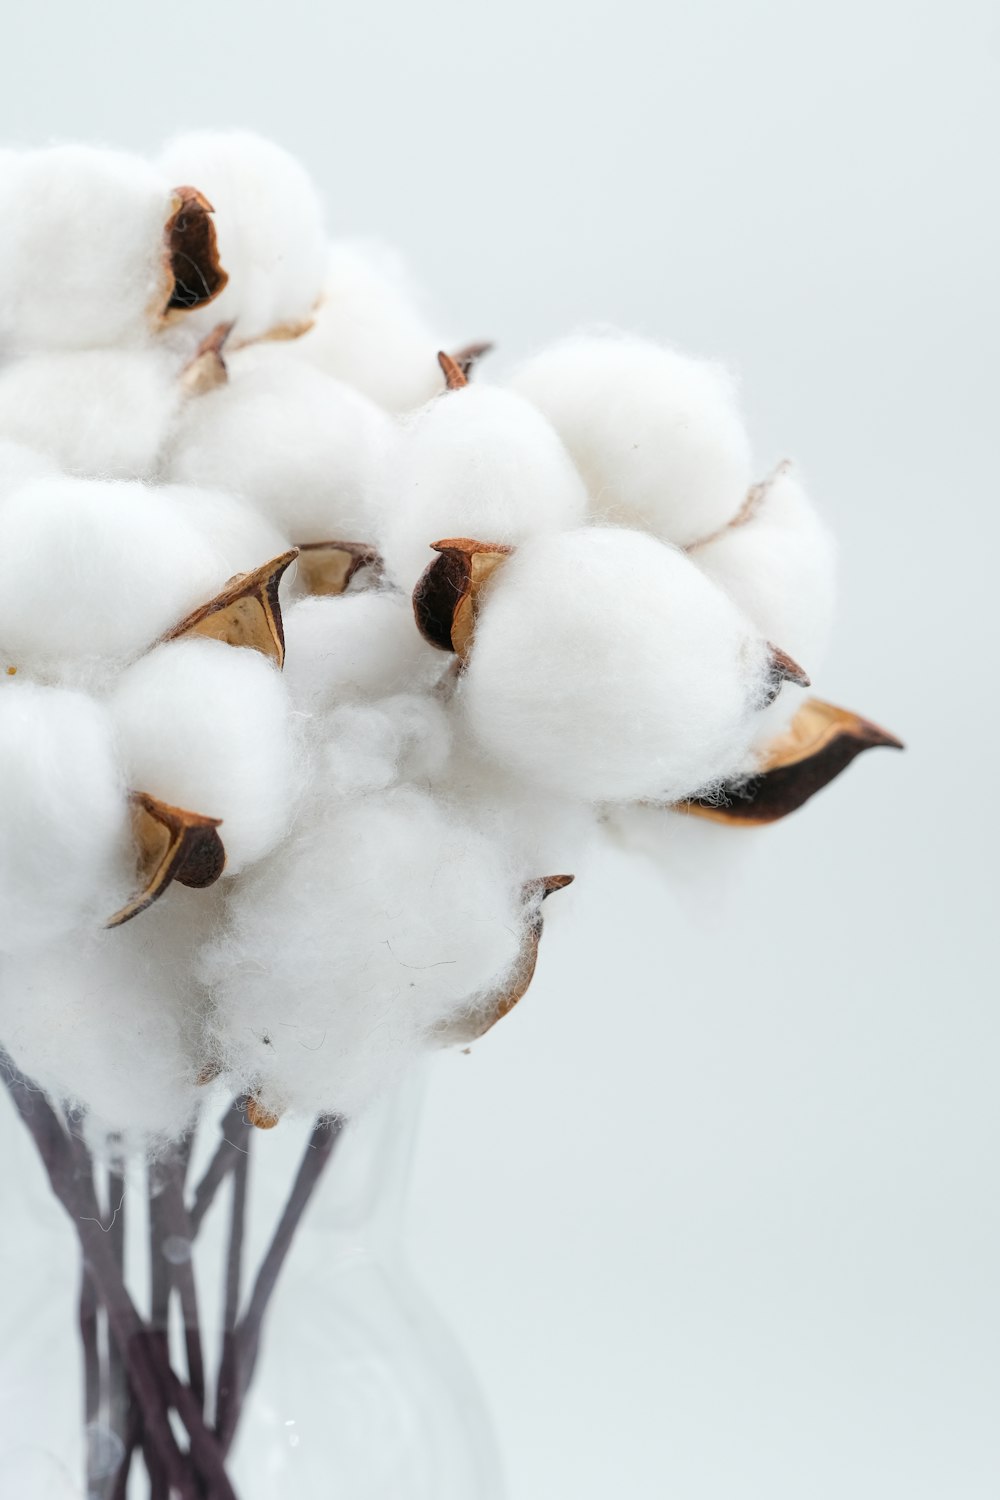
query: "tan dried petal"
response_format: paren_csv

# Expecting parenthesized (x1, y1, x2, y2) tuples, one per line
(686, 459, 793, 553)
(230, 314, 318, 351)
(295, 541, 385, 598)
(107, 791, 226, 928)
(412, 538, 513, 660)
(180, 321, 234, 396)
(437, 350, 469, 391)
(162, 550, 298, 667)
(160, 186, 229, 323)
(439, 874, 575, 1044)
(681, 697, 904, 826)
(246, 1096, 282, 1130)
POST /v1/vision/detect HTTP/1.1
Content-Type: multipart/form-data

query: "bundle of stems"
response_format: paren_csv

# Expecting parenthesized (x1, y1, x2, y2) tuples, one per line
(1, 1052, 342, 1500)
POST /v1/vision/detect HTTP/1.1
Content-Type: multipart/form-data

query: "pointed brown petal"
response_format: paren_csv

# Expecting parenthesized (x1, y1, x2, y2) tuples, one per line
(450, 341, 495, 378)
(180, 321, 234, 395)
(763, 643, 811, 703)
(246, 1096, 281, 1130)
(162, 550, 298, 667)
(437, 350, 469, 390)
(231, 314, 317, 349)
(687, 459, 793, 552)
(162, 187, 229, 319)
(439, 875, 575, 1043)
(295, 540, 385, 598)
(412, 537, 514, 659)
(107, 791, 226, 928)
(681, 697, 904, 826)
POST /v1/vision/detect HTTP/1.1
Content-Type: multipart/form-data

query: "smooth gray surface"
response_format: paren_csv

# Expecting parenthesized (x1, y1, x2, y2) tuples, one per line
(3, 2, 997, 1495)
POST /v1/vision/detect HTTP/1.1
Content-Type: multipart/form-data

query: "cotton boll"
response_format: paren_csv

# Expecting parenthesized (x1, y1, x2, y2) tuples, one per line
(293, 241, 445, 413)
(604, 803, 760, 923)
(200, 787, 526, 1120)
(379, 386, 588, 592)
(166, 348, 395, 542)
(509, 333, 752, 547)
(109, 639, 297, 873)
(320, 693, 451, 796)
(159, 483, 291, 577)
(0, 683, 127, 953)
(0, 146, 175, 353)
(0, 477, 228, 675)
(282, 591, 443, 713)
(0, 439, 55, 500)
(0, 347, 183, 480)
(157, 131, 327, 344)
(460, 528, 776, 804)
(0, 892, 211, 1142)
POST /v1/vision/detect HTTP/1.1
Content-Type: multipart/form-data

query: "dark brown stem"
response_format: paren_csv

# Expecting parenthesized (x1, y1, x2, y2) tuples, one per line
(79, 1265, 100, 1426)
(189, 1102, 251, 1234)
(105, 1165, 130, 1462)
(215, 1133, 250, 1441)
(147, 1171, 172, 1500)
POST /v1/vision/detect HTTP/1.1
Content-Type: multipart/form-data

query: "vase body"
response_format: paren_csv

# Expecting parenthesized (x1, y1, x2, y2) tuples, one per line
(0, 1075, 505, 1500)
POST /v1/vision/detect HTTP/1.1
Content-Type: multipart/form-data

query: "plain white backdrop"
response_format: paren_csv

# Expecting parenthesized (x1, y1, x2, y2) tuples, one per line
(2, 1, 998, 1496)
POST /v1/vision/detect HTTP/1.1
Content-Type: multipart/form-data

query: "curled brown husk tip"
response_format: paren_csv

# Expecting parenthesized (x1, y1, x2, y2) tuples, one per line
(437, 350, 469, 390)
(162, 550, 298, 667)
(412, 538, 513, 659)
(107, 792, 226, 928)
(162, 187, 228, 320)
(449, 341, 495, 378)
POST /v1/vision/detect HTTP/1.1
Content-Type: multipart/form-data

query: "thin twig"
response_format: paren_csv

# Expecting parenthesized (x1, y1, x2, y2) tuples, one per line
(188, 1103, 251, 1234)
(214, 1134, 250, 1440)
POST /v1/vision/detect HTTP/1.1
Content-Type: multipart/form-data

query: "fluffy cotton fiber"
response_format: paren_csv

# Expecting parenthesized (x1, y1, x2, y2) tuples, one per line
(200, 787, 527, 1119)
(109, 639, 298, 873)
(281, 591, 445, 714)
(293, 241, 446, 413)
(0, 146, 175, 353)
(0, 683, 127, 953)
(167, 347, 395, 543)
(510, 333, 752, 547)
(460, 527, 776, 804)
(0, 439, 55, 500)
(378, 385, 588, 592)
(157, 131, 327, 344)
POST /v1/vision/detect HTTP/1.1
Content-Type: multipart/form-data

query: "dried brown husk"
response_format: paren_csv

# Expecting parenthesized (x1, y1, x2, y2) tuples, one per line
(180, 322, 234, 396)
(412, 538, 513, 659)
(680, 697, 904, 826)
(437, 350, 469, 391)
(439, 875, 574, 1043)
(160, 187, 228, 323)
(686, 459, 792, 553)
(107, 791, 225, 928)
(449, 341, 495, 379)
(162, 550, 298, 667)
(245, 1096, 281, 1130)
(294, 541, 385, 598)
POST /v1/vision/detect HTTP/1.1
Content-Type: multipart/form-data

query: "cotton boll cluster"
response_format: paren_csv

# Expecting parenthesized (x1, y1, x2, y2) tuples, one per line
(293, 241, 446, 412)
(510, 333, 752, 547)
(281, 591, 444, 713)
(158, 131, 327, 344)
(166, 346, 396, 543)
(378, 384, 588, 592)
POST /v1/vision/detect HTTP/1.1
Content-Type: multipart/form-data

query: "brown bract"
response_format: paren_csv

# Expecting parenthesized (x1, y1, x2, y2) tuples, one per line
(449, 341, 495, 379)
(180, 321, 234, 396)
(294, 541, 385, 598)
(439, 875, 575, 1044)
(681, 697, 904, 826)
(687, 459, 793, 553)
(160, 187, 228, 323)
(162, 550, 298, 668)
(245, 1096, 281, 1131)
(107, 791, 226, 928)
(437, 350, 469, 391)
(412, 538, 513, 659)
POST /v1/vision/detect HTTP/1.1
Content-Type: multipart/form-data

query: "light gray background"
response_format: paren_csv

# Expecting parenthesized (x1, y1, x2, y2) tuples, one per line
(3, 2, 997, 1496)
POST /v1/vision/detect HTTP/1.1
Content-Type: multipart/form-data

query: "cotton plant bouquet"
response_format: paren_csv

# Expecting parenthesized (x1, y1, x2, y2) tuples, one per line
(0, 132, 900, 1498)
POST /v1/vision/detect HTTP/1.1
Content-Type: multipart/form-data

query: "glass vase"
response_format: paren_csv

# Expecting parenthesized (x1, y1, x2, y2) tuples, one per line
(0, 1062, 504, 1500)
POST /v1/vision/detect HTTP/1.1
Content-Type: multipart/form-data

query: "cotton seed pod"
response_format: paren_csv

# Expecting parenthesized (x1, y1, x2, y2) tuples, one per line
(0, 682, 127, 954)
(681, 698, 903, 825)
(199, 787, 529, 1121)
(0, 347, 184, 480)
(109, 638, 297, 874)
(106, 791, 226, 928)
(292, 240, 448, 413)
(378, 383, 588, 593)
(281, 590, 444, 714)
(509, 332, 752, 547)
(294, 540, 385, 598)
(0, 146, 225, 353)
(413, 538, 514, 658)
(158, 131, 327, 344)
(458, 527, 805, 804)
(0, 477, 231, 675)
(163, 548, 298, 668)
(166, 347, 396, 543)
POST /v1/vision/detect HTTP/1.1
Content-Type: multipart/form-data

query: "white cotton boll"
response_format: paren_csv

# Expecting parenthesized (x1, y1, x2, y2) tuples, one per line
(379, 386, 588, 592)
(0, 683, 127, 953)
(320, 693, 451, 796)
(509, 333, 752, 548)
(0, 439, 55, 500)
(0, 477, 227, 675)
(293, 241, 445, 413)
(604, 803, 759, 923)
(0, 892, 210, 1142)
(460, 527, 775, 804)
(157, 131, 327, 344)
(281, 591, 443, 713)
(109, 639, 297, 874)
(0, 347, 183, 480)
(200, 787, 526, 1120)
(166, 348, 395, 543)
(0, 146, 174, 353)
(159, 483, 291, 577)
